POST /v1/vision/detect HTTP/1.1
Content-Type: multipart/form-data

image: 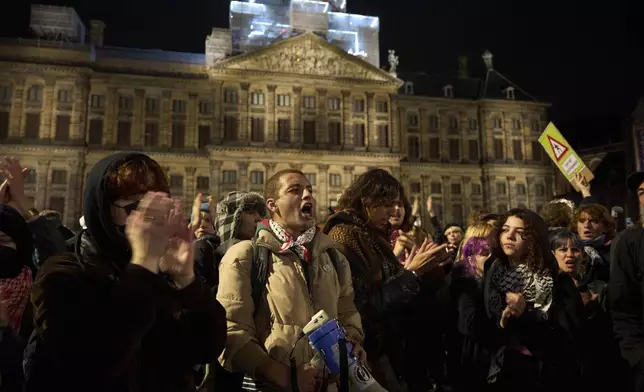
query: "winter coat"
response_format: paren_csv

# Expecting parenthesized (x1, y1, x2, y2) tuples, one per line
(193, 234, 221, 289)
(217, 227, 363, 390)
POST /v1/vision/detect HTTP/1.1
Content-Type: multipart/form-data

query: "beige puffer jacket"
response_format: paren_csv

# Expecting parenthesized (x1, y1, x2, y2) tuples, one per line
(217, 226, 364, 385)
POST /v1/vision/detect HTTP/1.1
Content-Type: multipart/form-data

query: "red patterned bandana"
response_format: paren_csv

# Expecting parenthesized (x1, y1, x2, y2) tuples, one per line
(0, 266, 32, 331)
(269, 219, 317, 263)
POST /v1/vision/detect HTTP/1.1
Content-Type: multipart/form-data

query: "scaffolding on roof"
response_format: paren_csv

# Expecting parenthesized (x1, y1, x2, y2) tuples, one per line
(30, 4, 86, 43)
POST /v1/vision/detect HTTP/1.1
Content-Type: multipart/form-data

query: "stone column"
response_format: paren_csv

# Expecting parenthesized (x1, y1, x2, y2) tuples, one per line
(366, 92, 375, 148)
(9, 77, 25, 138)
(35, 160, 50, 211)
(186, 93, 198, 149)
(317, 164, 329, 219)
(390, 98, 400, 153)
(238, 162, 249, 191)
(267, 85, 277, 147)
(526, 176, 535, 210)
(40, 77, 56, 139)
(316, 88, 328, 145)
(419, 108, 428, 158)
(132, 89, 145, 147)
(65, 159, 83, 227)
(441, 175, 450, 222)
(292, 87, 302, 146)
(210, 160, 222, 199)
(483, 110, 494, 161)
(398, 106, 407, 154)
(507, 176, 516, 208)
(184, 167, 197, 204)
(545, 176, 554, 200)
(211, 80, 223, 144)
(420, 174, 431, 231)
(104, 87, 117, 145)
(462, 176, 471, 219)
(263, 162, 277, 180)
(239, 83, 250, 142)
(71, 79, 88, 143)
(343, 165, 354, 188)
(342, 90, 352, 147)
(160, 90, 172, 147)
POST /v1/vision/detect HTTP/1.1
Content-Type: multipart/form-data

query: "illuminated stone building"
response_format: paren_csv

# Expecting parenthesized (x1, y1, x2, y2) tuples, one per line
(0, 2, 553, 229)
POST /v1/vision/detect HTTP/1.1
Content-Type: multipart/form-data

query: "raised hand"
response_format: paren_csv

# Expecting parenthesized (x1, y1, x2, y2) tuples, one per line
(404, 238, 448, 275)
(190, 193, 203, 229)
(160, 200, 195, 289)
(0, 157, 31, 213)
(126, 192, 174, 274)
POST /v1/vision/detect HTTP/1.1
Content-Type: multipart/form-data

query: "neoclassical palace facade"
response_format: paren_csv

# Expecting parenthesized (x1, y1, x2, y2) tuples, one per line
(0, 25, 553, 229)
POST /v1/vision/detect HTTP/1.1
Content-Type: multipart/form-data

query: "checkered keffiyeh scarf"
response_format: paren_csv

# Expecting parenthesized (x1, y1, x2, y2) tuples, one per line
(490, 262, 554, 314)
(0, 265, 32, 331)
(216, 191, 266, 243)
(269, 220, 317, 263)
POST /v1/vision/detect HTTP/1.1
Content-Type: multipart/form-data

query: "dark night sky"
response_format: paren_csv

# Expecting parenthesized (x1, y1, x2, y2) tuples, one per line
(4, 0, 643, 148)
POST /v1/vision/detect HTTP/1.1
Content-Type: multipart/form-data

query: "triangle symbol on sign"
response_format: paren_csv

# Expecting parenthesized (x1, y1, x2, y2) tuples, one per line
(547, 136, 568, 161)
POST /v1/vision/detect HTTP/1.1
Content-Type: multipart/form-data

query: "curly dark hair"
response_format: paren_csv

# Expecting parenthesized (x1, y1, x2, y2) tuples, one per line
(502, 208, 553, 273)
(337, 168, 413, 231)
(540, 202, 574, 230)
(572, 203, 615, 240)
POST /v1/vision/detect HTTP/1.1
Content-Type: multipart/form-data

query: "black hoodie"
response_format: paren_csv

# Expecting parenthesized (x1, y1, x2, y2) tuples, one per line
(26, 152, 226, 392)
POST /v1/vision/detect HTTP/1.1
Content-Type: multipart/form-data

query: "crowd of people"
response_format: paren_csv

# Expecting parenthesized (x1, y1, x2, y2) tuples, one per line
(1, 151, 644, 392)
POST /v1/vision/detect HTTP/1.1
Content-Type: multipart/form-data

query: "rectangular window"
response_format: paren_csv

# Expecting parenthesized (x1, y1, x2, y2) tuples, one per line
(535, 184, 546, 197)
(55, 115, 70, 141)
(429, 137, 440, 160)
(405, 182, 419, 194)
(199, 100, 212, 115)
(224, 116, 238, 141)
(172, 123, 185, 148)
(170, 175, 183, 189)
(172, 100, 187, 114)
(0, 86, 12, 102)
(278, 119, 290, 143)
(532, 120, 541, 133)
(497, 204, 508, 214)
(512, 118, 522, 130)
(49, 196, 65, 217)
(516, 184, 527, 195)
(277, 94, 291, 107)
(376, 101, 388, 113)
(408, 113, 419, 127)
(431, 182, 442, 194)
(468, 140, 479, 161)
(494, 139, 504, 160)
(496, 182, 507, 195)
(145, 98, 159, 116)
(353, 123, 365, 147)
(57, 89, 72, 103)
(353, 99, 365, 113)
(493, 117, 503, 129)
(90, 94, 105, 109)
(118, 96, 132, 111)
(198, 125, 211, 148)
(428, 115, 439, 130)
(224, 89, 237, 104)
(471, 183, 482, 195)
(250, 117, 265, 142)
(116, 121, 131, 146)
(144, 122, 159, 147)
(532, 141, 543, 162)
(0, 112, 8, 140)
(449, 139, 460, 161)
(25, 113, 40, 139)
(88, 119, 103, 145)
(513, 140, 524, 161)
(197, 176, 210, 190)
(328, 98, 341, 111)
(222, 170, 237, 184)
(451, 183, 461, 194)
(27, 86, 42, 102)
(51, 169, 67, 185)
(449, 116, 459, 131)
(408, 136, 420, 159)
(303, 120, 316, 144)
(303, 96, 316, 109)
(250, 171, 265, 185)
(305, 173, 317, 186)
(468, 118, 478, 130)
(451, 204, 463, 224)
(25, 170, 36, 184)
(329, 174, 342, 187)
(251, 92, 265, 106)
(377, 124, 389, 147)
(328, 122, 341, 145)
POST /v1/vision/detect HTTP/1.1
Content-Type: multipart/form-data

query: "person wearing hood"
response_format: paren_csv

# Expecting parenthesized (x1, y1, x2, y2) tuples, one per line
(324, 169, 450, 391)
(24, 152, 227, 392)
(189, 194, 221, 288)
(572, 203, 614, 286)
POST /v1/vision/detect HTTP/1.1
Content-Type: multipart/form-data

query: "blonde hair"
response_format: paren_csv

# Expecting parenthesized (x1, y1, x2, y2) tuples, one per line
(454, 223, 498, 263)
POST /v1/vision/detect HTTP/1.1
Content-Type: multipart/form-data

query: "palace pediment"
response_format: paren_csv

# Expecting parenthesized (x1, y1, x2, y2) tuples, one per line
(209, 33, 401, 86)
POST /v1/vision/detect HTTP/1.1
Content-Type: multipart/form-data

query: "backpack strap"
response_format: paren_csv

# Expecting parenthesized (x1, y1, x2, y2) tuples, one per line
(251, 237, 272, 317)
(325, 247, 343, 286)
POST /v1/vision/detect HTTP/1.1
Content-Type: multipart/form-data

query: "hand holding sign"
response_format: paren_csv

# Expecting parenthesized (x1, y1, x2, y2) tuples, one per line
(538, 123, 594, 191)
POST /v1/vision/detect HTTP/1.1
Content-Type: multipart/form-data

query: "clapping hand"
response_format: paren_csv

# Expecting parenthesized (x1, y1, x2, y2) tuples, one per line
(0, 157, 30, 213)
(159, 199, 195, 289)
(404, 238, 449, 276)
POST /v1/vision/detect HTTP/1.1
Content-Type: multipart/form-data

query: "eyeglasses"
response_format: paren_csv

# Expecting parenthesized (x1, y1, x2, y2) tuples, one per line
(113, 200, 140, 215)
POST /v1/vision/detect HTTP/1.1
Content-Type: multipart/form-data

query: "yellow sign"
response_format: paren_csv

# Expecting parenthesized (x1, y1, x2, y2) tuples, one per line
(538, 122, 593, 190)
